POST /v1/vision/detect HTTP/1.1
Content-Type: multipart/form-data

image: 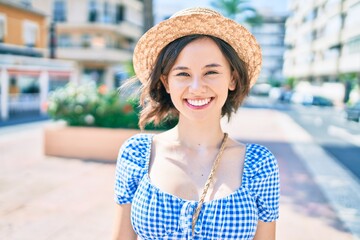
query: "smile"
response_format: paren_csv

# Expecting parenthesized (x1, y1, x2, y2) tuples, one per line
(186, 98, 212, 107)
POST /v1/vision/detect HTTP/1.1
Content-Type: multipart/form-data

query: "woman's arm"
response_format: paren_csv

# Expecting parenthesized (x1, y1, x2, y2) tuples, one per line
(112, 203, 137, 240)
(253, 221, 276, 240)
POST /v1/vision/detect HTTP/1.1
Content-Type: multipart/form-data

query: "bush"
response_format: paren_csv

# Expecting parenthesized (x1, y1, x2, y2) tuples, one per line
(47, 83, 177, 130)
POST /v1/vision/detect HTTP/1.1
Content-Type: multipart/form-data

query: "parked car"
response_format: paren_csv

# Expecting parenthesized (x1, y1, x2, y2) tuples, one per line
(290, 92, 334, 107)
(310, 96, 334, 107)
(345, 101, 360, 122)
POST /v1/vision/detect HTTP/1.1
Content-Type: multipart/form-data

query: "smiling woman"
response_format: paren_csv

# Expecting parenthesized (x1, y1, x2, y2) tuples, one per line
(159, 36, 238, 124)
(112, 7, 279, 240)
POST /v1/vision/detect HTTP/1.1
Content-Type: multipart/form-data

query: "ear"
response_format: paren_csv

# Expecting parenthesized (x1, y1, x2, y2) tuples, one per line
(228, 72, 236, 91)
(160, 75, 170, 93)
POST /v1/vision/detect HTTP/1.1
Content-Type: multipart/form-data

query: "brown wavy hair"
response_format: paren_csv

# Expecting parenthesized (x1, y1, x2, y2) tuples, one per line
(137, 34, 250, 130)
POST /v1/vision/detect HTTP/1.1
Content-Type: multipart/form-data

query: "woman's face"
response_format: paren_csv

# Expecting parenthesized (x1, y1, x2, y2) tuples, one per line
(161, 37, 235, 123)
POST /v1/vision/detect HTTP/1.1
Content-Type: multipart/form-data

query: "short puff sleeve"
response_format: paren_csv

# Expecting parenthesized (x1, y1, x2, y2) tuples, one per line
(114, 134, 152, 204)
(246, 144, 280, 222)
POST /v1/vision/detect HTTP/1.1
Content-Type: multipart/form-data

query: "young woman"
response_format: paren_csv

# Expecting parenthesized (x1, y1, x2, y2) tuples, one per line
(113, 7, 280, 240)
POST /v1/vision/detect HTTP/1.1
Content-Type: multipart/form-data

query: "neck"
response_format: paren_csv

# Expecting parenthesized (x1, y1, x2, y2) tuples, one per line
(172, 117, 225, 149)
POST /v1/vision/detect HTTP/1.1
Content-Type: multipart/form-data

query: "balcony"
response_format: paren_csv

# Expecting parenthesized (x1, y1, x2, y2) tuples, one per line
(341, 26, 360, 42)
(312, 33, 340, 51)
(312, 58, 338, 76)
(124, 0, 144, 11)
(344, 0, 360, 11)
(57, 47, 132, 63)
(339, 54, 360, 73)
(57, 21, 142, 40)
(293, 64, 312, 77)
(284, 62, 312, 78)
(0, 43, 45, 57)
(314, 0, 327, 7)
(324, 3, 342, 18)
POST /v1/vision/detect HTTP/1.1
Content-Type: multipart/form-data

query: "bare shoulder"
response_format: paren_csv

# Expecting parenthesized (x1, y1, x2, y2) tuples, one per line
(226, 136, 246, 151)
(152, 128, 177, 144)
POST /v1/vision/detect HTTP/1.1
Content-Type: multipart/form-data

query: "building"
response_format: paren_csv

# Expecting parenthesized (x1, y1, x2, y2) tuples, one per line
(32, 0, 147, 89)
(251, 13, 287, 85)
(0, 0, 76, 121)
(284, 0, 360, 104)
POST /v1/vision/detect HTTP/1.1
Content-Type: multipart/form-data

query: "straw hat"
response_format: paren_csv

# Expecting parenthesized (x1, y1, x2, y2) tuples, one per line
(133, 7, 262, 88)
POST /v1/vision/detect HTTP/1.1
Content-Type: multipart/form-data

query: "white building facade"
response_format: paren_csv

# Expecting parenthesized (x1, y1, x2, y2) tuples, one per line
(32, 0, 145, 89)
(251, 14, 287, 85)
(284, 0, 360, 103)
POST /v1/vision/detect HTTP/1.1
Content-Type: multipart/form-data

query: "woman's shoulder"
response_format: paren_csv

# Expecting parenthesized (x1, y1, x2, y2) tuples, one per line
(117, 133, 155, 165)
(244, 143, 278, 175)
(121, 133, 154, 150)
(246, 143, 274, 158)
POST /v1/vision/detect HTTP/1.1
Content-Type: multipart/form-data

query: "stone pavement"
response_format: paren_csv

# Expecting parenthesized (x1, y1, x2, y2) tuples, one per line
(0, 108, 359, 240)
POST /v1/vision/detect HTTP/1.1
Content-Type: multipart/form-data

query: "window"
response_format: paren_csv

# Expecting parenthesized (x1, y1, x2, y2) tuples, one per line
(116, 4, 124, 23)
(58, 34, 71, 47)
(103, 1, 112, 23)
(324, 48, 340, 59)
(305, 9, 317, 22)
(345, 2, 360, 27)
(324, 0, 341, 12)
(257, 23, 283, 34)
(127, 7, 142, 26)
(20, 0, 31, 7)
(323, 15, 341, 36)
(53, 0, 66, 22)
(88, 0, 98, 22)
(344, 36, 360, 54)
(0, 14, 6, 43)
(23, 20, 39, 47)
(81, 34, 91, 48)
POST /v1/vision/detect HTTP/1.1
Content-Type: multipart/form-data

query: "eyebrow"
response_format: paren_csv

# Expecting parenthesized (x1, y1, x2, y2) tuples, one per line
(171, 63, 222, 71)
(204, 63, 222, 68)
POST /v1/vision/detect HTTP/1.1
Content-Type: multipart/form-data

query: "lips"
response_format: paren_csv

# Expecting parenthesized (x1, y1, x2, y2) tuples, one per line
(186, 98, 212, 107)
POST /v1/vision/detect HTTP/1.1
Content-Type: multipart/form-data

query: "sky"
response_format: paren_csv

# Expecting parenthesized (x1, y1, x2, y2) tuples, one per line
(154, 0, 290, 23)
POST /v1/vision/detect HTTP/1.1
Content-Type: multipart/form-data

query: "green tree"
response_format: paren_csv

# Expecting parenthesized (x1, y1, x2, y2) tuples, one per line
(285, 77, 297, 90)
(210, 0, 263, 26)
(340, 72, 358, 103)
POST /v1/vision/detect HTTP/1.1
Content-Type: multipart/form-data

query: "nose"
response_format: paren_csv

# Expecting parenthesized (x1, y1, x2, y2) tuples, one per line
(189, 76, 206, 94)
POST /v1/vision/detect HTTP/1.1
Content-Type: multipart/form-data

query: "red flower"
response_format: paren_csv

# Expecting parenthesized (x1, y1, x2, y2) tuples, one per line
(122, 104, 133, 114)
(42, 101, 48, 112)
(98, 85, 108, 95)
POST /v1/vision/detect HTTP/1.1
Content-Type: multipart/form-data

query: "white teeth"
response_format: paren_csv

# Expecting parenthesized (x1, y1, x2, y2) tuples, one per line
(187, 98, 211, 107)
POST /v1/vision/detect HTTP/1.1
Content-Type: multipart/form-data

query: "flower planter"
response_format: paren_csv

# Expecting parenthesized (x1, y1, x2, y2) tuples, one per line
(44, 123, 156, 162)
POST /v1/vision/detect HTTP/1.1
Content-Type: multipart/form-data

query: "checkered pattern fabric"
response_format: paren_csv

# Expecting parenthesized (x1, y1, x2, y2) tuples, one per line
(115, 134, 280, 240)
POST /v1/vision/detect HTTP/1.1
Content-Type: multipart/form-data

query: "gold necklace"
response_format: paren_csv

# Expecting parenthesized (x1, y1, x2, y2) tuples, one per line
(191, 132, 228, 235)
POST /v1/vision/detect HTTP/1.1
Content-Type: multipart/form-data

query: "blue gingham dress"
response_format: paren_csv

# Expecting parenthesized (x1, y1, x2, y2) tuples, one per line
(114, 134, 280, 240)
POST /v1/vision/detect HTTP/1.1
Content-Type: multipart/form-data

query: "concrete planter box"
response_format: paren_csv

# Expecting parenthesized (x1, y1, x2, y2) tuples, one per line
(44, 123, 154, 162)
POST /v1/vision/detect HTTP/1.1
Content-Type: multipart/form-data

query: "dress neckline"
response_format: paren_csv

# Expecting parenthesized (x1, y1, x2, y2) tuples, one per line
(143, 134, 249, 204)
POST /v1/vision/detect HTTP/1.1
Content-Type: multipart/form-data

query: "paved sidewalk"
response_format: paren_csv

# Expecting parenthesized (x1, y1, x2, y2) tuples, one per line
(222, 109, 359, 240)
(0, 108, 358, 239)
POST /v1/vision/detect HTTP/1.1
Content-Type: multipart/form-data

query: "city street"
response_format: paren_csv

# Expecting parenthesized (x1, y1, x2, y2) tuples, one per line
(245, 96, 360, 182)
(287, 105, 360, 181)
(1, 107, 360, 239)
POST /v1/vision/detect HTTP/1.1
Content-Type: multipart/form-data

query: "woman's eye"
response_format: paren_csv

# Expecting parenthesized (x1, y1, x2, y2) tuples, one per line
(176, 72, 190, 77)
(206, 71, 218, 75)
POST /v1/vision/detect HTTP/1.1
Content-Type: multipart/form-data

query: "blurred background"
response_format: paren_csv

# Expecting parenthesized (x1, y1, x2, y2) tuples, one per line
(1, 0, 360, 126)
(0, 0, 360, 239)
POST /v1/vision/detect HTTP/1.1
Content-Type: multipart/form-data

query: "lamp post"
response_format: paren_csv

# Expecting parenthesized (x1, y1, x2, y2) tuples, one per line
(49, 21, 56, 59)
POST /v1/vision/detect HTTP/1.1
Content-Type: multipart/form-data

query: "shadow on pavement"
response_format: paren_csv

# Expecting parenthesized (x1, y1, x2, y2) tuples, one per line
(240, 139, 351, 235)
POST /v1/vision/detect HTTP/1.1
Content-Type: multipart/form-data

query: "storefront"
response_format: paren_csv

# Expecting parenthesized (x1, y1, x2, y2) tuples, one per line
(0, 55, 78, 121)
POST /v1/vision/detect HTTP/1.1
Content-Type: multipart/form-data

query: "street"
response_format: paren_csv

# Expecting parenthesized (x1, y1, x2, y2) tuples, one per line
(1, 107, 358, 239)
(245, 96, 360, 182)
(287, 105, 360, 181)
